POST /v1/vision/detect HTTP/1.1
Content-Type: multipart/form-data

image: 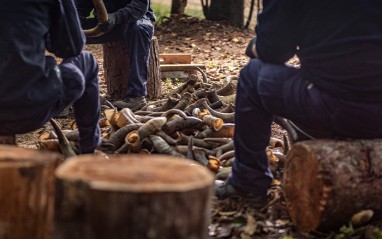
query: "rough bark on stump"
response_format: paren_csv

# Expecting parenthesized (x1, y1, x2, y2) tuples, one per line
(0, 145, 62, 239)
(0, 135, 16, 145)
(54, 154, 214, 239)
(283, 139, 382, 232)
(146, 36, 161, 99)
(103, 36, 161, 100)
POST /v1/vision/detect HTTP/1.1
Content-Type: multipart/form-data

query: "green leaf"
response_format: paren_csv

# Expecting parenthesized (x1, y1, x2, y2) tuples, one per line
(231, 217, 246, 227)
(339, 223, 354, 235)
(372, 229, 382, 239)
(218, 211, 237, 216)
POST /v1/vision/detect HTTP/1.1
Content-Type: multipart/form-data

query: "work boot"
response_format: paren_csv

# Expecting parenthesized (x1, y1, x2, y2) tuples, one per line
(215, 180, 269, 207)
(113, 96, 147, 110)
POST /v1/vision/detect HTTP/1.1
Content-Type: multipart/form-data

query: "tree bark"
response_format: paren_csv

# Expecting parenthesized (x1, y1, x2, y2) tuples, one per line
(54, 154, 214, 239)
(171, 0, 187, 14)
(0, 135, 16, 145)
(103, 36, 161, 100)
(203, 0, 244, 27)
(0, 145, 62, 239)
(283, 139, 382, 232)
(146, 36, 161, 100)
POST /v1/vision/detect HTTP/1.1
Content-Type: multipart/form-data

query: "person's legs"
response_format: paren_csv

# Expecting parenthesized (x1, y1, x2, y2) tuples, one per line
(113, 18, 154, 110)
(227, 59, 274, 196)
(220, 59, 336, 197)
(84, 18, 154, 109)
(0, 52, 101, 154)
(58, 51, 102, 154)
(123, 18, 154, 97)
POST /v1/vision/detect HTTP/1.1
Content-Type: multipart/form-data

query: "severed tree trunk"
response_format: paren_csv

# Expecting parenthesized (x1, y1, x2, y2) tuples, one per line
(103, 36, 161, 100)
(146, 36, 161, 100)
(54, 154, 214, 239)
(202, 0, 244, 27)
(283, 139, 382, 232)
(171, 0, 187, 14)
(0, 145, 63, 239)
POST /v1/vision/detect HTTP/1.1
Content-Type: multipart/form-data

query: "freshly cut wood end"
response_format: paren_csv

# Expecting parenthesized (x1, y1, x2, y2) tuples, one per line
(0, 144, 63, 167)
(56, 154, 214, 193)
(283, 142, 325, 232)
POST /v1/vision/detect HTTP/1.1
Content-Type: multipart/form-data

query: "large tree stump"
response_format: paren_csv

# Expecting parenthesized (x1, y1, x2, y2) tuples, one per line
(0, 145, 62, 239)
(283, 139, 382, 232)
(103, 36, 161, 100)
(54, 154, 214, 239)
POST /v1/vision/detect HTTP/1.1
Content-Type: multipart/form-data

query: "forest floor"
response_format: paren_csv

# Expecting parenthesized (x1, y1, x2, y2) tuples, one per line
(15, 14, 382, 239)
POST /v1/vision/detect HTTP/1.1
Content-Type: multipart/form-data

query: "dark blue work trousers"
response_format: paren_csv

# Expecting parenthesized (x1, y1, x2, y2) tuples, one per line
(1, 52, 101, 154)
(230, 59, 382, 195)
(83, 18, 154, 97)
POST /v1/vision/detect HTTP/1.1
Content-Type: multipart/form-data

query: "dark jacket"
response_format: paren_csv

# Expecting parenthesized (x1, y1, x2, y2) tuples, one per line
(75, 0, 156, 25)
(255, 0, 382, 102)
(0, 0, 85, 121)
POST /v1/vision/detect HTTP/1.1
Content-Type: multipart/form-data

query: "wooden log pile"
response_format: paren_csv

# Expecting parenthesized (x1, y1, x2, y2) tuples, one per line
(37, 69, 286, 182)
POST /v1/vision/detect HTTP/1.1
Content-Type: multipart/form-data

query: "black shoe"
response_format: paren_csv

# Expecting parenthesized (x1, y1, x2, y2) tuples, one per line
(113, 96, 146, 110)
(215, 180, 269, 206)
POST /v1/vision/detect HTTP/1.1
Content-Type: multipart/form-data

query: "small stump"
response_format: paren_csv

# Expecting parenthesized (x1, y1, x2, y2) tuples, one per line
(103, 36, 161, 100)
(0, 145, 62, 239)
(284, 139, 382, 231)
(54, 154, 214, 239)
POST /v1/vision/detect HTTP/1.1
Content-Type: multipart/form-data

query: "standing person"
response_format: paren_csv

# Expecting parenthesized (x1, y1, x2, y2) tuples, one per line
(75, 0, 156, 109)
(0, 0, 102, 154)
(215, 0, 382, 206)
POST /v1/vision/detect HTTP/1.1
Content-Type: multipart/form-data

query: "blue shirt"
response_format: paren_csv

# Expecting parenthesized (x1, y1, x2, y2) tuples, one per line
(255, 0, 382, 102)
(0, 0, 85, 121)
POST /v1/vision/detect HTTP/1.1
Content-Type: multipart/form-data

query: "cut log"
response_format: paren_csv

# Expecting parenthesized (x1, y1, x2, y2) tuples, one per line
(159, 53, 191, 64)
(283, 139, 382, 232)
(103, 36, 161, 100)
(160, 64, 206, 72)
(0, 145, 62, 239)
(54, 154, 214, 239)
(146, 36, 161, 100)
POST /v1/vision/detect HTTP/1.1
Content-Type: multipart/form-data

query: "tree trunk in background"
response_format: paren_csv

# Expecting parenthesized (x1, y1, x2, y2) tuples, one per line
(103, 36, 161, 100)
(103, 41, 129, 100)
(203, 0, 244, 27)
(0, 145, 62, 239)
(54, 154, 214, 239)
(284, 139, 382, 232)
(171, 0, 187, 14)
(146, 36, 161, 100)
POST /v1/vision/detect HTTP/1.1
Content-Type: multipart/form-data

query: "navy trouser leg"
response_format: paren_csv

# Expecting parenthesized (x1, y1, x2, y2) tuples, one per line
(229, 58, 382, 194)
(124, 18, 154, 97)
(228, 59, 274, 195)
(58, 51, 102, 154)
(83, 18, 154, 97)
(0, 52, 101, 153)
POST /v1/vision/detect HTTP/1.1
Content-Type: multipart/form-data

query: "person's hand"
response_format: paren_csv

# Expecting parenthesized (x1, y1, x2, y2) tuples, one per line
(98, 13, 117, 33)
(245, 37, 258, 59)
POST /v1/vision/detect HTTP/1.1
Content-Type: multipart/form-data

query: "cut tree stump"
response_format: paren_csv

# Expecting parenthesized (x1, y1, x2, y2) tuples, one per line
(54, 154, 214, 239)
(283, 139, 382, 232)
(102, 36, 161, 100)
(0, 145, 62, 239)
(0, 135, 16, 145)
